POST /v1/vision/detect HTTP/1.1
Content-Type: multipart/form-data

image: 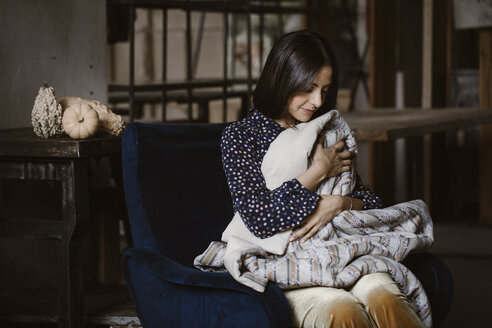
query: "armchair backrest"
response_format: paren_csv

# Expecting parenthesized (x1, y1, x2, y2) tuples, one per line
(122, 122, 233, 267)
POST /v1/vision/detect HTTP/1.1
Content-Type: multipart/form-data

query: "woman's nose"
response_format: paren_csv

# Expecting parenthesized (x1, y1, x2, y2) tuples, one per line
(310, 91, 323, 108)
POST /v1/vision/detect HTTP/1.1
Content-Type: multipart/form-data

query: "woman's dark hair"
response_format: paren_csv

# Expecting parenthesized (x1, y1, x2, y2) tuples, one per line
(253, 30, 339, 120)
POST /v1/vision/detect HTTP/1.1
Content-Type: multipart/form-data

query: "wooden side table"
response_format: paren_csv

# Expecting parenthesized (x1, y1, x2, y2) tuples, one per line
(0, 128, 122, 328)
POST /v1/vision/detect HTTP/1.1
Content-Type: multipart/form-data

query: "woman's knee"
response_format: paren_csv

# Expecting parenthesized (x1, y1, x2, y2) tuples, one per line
(318, 299, 374, 328)
(351, 272, 402, 304)
(364, 288, 425, 328)
(350, 273, 425, 328)
(285, 287, 373, 328)
(365, 287, 405, 311)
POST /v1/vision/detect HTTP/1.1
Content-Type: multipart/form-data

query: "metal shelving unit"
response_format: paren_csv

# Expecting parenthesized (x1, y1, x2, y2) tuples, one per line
(107, 0, 319, 122)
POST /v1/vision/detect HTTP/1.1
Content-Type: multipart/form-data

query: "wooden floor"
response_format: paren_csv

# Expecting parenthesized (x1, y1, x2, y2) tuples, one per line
(0, 284, 140, 327)
(2, 221, 491, 328)
(432, 221, 492, 328)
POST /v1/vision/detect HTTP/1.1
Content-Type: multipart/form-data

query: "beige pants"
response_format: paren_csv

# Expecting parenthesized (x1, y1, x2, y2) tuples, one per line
(284, 273, 425, 328)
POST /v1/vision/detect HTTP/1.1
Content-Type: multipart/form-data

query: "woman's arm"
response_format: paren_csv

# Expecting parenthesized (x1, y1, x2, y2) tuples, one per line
(289, 194, 363, 242)
(291, 140, 381, 242)
(223, 123, 380, 240)
(221, 124, 320, 239)
(350, 173, 383, 209)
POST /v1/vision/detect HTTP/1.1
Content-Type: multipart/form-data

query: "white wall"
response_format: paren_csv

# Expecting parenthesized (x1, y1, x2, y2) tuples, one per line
(0, 0, 107, 129)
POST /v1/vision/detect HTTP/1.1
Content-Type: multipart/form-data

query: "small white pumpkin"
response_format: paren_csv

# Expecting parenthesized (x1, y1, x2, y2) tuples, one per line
(62, 103, 99, 139)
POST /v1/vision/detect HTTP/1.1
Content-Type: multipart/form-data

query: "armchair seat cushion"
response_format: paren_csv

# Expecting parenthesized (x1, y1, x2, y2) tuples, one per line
(123, 248, 291, 328)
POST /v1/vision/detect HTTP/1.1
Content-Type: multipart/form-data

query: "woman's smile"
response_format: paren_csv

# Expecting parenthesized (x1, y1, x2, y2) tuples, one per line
(299, 106, 316, 114)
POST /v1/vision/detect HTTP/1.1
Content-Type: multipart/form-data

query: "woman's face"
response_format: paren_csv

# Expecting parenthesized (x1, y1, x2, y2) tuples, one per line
(279, 65, 333, 127)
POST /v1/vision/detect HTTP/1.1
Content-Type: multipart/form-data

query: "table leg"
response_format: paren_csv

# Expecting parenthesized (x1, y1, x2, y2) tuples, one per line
(57, 237, 84, 328)
(57, 160, 90, 327)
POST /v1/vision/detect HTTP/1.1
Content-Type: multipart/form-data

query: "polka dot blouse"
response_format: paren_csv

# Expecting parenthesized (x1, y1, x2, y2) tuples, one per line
(221, 109, 382, 239)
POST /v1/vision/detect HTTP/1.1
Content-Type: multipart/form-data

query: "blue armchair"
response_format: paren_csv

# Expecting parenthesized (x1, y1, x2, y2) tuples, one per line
(121, 121, 453, 328)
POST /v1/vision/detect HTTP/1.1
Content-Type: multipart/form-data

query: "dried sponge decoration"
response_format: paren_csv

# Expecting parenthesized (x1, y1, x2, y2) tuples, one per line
(31, 83, 64, 138)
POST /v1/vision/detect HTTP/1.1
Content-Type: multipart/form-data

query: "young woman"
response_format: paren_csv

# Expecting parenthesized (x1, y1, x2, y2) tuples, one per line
(220, 30, 425, 327)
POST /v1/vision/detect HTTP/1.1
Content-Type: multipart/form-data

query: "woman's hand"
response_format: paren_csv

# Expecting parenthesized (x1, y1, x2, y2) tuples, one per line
(297, 139, 353, 192)
(290, 195, 344, 243)
(289, 194, 361, 243)
(312, 139, 352, 180)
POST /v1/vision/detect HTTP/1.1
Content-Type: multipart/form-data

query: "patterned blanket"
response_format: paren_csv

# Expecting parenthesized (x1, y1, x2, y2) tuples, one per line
(194, 111, 434, 328)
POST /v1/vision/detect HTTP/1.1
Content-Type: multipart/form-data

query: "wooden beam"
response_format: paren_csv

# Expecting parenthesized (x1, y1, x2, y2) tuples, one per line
(369, 0, 396, 204)
(343, 107, 492, 141)
(422, 0, 433, 109)
(429, 0, 450, 222)
(480, 31, 492, 108)
(422, 0, 433, 206)
(479, 29, 492, 224)
(369, 0, 396, 107)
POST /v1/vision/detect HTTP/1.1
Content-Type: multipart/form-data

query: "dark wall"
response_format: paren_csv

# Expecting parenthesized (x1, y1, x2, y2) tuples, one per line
(0, 0, 107, 129)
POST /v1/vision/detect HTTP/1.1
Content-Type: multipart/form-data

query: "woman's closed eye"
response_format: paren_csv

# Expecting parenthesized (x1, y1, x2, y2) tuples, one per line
(303, 86, 330, 94)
